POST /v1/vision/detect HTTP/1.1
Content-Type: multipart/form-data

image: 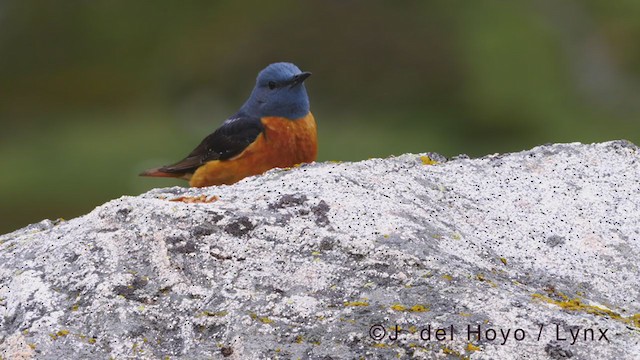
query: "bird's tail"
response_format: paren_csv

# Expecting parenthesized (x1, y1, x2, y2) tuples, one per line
(139, 167, 185, 179)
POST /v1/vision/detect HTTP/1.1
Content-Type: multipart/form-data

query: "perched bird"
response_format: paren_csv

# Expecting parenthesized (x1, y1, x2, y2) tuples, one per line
(140, 62, 317, 187)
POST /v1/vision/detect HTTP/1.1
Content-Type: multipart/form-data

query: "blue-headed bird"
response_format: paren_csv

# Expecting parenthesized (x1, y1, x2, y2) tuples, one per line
(140, 62, 317, 187)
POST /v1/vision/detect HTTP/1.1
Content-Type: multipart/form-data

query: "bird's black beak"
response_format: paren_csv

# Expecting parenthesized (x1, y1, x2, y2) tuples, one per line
(290, 72, 311, 87)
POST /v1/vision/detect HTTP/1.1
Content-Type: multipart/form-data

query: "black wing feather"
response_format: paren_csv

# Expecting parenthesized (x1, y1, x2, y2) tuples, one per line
(159, 115, 264, 174)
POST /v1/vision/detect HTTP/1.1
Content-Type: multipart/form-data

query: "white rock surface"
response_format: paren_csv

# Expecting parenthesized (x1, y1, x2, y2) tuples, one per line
(1, 141, 639, 359)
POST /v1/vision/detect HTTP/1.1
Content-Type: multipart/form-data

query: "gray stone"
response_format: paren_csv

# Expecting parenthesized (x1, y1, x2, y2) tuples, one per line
(1, 141, 639, 359)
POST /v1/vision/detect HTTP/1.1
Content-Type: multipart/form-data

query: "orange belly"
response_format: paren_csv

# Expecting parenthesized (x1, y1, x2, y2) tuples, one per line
(189, 112, 317, 187)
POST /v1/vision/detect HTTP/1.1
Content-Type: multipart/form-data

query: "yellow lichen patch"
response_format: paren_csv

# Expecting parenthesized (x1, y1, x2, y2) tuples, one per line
(295, 335, 304, 344)
(28, 343, 36, 350)
(476, 274, 497, 287)
(311, 251, 321, 256)
(249, 312, 274, 324)
(339, 317, 356, 324)
(57, 330, 70, 337)
(390, 304, 429, 312)
(408, 326, 418, 334)
(71, 304, 79, 311)
(532, 293, 640, 328)
(451, 233, 462, 240)
(466, 343, 481, 351)
(441, 274, 453, 281)
(88, 338, 97, 344)
(372, 343, 387, 348)
(420, 156, 439, 165)
(442, 346, 469, 360)
(500, 257, 507, 265)
(344, 300, 370, 307)
(410, 304, 429, 312)
(388, 325, 403, 333)
(459, 312, 472, 317)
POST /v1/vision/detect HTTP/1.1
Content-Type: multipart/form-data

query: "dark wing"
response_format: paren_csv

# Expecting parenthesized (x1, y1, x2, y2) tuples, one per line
(157, 115, 264, 175)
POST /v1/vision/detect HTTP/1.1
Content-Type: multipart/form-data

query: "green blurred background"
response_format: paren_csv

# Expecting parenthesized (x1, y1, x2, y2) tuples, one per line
(1, 1, 639, 234)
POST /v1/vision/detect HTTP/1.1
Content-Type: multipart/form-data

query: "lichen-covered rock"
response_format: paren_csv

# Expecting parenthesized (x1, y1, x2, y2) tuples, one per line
(1, 141, 639, 359)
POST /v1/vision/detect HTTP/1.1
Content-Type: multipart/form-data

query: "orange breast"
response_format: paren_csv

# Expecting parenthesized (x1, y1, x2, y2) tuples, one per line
(189, 112, 317, 187)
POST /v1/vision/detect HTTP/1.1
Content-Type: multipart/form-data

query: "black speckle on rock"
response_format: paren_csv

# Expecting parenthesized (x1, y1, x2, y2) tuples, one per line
(177, 241, 197, 253)
(113, 285, 136, 300)
(270, 194, 308, 209)
(350, 253, 366, 261)
(546, 235, 565, 248)
(131, 275, 148, 289)
(545, 342, 573, 359)
(204, 211, 224, 223)
(220, 346, 233, 357)
(166, 236, 198, 253)
(191, 224, 218, 238)
(312, 200, 330, 227)
(166, 236, 184, 245)
(90, 246, 104, 253)
(113, 275, 149, 301)
(224, 217, 255, 237)
(64, 252, 79, 263)
(607, 139, 638, 151)
(116, 208, 132, 222)
(319, 238, 335, 251)
(275, 213, 293, 226)
(210, 251, 233, 261)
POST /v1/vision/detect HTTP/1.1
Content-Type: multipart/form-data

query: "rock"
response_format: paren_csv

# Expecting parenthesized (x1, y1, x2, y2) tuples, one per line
(1, 141, 639, 359)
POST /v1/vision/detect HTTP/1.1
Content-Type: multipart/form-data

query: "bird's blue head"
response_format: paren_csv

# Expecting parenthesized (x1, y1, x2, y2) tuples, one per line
(240, 62, 311, 119)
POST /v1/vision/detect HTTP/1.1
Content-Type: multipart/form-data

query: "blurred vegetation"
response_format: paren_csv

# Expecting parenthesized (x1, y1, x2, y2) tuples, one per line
(1, 0, 639, 233)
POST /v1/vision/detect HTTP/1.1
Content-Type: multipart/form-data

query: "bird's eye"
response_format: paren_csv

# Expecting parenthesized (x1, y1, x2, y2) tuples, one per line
(268, 81, 276, 90)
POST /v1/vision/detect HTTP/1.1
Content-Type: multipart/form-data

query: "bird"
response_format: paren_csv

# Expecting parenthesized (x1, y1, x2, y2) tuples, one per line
(140, 62, 317, 187)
